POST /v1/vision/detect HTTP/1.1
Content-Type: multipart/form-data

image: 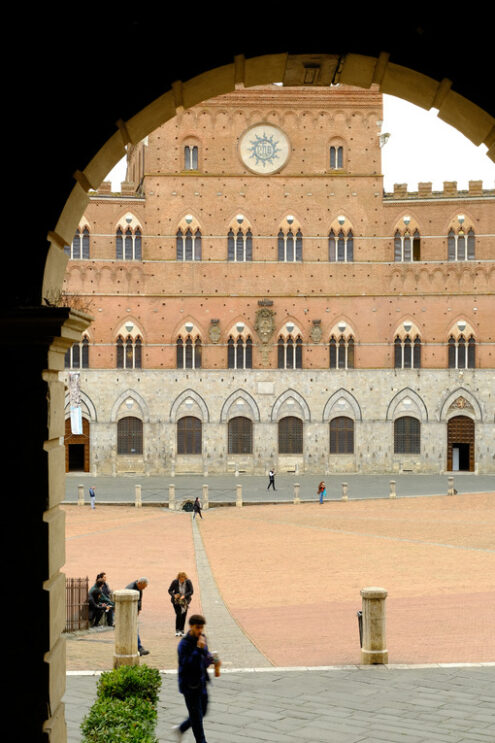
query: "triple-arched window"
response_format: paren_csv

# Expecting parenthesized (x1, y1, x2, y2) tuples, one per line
(227, 228, 253, 261)
(65, 337, 90, 369)
(329, 336, 355, 369)
(394, 229, 421, 261)
(116, 336, 142, 369)
(177, 336, 202, 369)
(278, 229, 303, 262)
(176, 228, 202, 261)
(394, 416, 420, 454)
(227, 336, 253, 369)
(116, 227, 142, 260)
(448, 335, 476, 369)
(278, 416, 303, 453)
(228, 417, 253, 454)
(277, 336, 303, 369)
(65, 227, 90, 259)
(448, 228, 475, 261)
(394, 335, 421, 369)
(117, 417, 143, 455)
(330, 417, 354, 453)
(329, 229, 353, 262)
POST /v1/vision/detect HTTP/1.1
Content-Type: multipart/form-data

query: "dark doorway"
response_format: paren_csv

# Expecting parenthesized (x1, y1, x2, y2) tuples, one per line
(68, 444, 85, 471)
(447, 416, 475, 471)
(65, 417, 90, 472)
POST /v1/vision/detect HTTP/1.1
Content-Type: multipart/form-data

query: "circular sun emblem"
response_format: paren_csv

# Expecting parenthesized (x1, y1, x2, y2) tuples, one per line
(239, 124, 290, 174)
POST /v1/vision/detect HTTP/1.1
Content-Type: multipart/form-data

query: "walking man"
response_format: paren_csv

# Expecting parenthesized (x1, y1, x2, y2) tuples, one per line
(125, 577, 150, 656)
(193, 497, 203, 519)
(267, 468, 276, 491)
(172, 614, 221, 742)
(89, 485, 96, 509)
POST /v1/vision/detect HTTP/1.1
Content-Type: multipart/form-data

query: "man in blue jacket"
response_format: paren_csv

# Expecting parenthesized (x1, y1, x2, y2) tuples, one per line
(172, 614, 221, 742)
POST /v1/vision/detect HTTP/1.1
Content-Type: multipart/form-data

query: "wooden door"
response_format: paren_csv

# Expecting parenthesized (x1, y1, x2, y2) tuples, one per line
(447, 416, 474, 472)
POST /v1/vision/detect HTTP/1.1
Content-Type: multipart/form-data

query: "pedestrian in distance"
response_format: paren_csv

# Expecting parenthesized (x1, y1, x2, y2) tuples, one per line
(172, 613, 221, 743)
(267, 468, 276, 491)
(193, 497, 203, 519)
(125, 577, 150, 656)
(317, 481, 327, 504)
(168, 572, 194, 636)
(89, 485, 96, 509)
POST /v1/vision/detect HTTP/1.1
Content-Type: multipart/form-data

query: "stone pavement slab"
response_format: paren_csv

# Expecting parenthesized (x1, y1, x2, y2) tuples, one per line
(64, 664, 495, 742)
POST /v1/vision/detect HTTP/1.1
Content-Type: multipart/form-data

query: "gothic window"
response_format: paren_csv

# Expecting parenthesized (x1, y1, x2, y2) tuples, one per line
(394, 335, 421, 369)
(278, 416, 303, 454)
(329, 229, 354, 262)
(448, 335, 475, 369)
(330, 417, 354, 453)
(116, 335, 142, 369)
(228, 417, 253, 454)
(278, 229, 303, 262)
(177, 416, 202, 454)
(277, 336, 303, 369)
(227, 228, 253, 261)
(448, 227, 475, 260)
(394, 229, 421, 262)
(117, 417, 143, 455)
(65, 337, 90, 369)
(329, 336, 354, 369)
(394, 416, 420, 454)
(177, 336, 202, 369)
(184, 145, 199, 170)
(176, 228, 202, 261)
(330, 145, 344, 169)
(65, 227, 90, 259)
(116, 226, 142, 260)
(227, 336, 252, 369)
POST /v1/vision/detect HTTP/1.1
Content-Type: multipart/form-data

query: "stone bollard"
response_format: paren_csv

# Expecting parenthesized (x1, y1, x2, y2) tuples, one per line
(236, 483, 242, 507)
(202, 484, 209, 510)
(389, 480, 397, 499)
(341, 482, 348, 501)
(360, 587, 388, 665)
(168, 484, 176, 511)
(294, 483, 300, 504)
(447, 476, 455, 496)
(77, 484, 85, 506)
(135, 484, 142, 508)
(113, 589, 140, 668)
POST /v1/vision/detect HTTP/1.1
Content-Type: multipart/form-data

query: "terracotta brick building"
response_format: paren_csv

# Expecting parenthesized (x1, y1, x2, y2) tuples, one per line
(62, 84, 495, 475)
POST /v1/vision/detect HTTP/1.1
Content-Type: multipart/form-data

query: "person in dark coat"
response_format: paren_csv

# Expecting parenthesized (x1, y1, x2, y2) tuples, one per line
(88, 579, 112, 627)
(95, 572, 114, 626)
(172, 614, 221, 743)
(168, 572, 194, 636)
(193, 497, 203, 519)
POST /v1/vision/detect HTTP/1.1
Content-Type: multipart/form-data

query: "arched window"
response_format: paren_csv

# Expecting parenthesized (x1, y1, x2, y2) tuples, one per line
(227, 336, 252, 369)
(394, 228, 421, 262)
(184, 145, 199, 170)
(177, 336, 202, 369)
(65, 336, 90, 369)
(278, 228, 303, 262)
(228, 417, 253, 454)
(177, 416, 202, 454)
(330, 417, 354, 453)
(117, 417, 143, 455)
(394, 417, 420, 454)
(278, 336, 302, 369)
(116, 335, 142, 369)
(65, 227, 90, 259)
(329, 335, 354, 369)
(227, 228, 253, 261)
(329, 229, 353, 262)
(330, 145, 344, 169)
(448, 227, 475, 261)
(394, 335, 421, 369)
(115, 226, 142, 260)
(176, 228, 202, 261)
(278, 416, 303, 454)
(448, 335, 475, 369)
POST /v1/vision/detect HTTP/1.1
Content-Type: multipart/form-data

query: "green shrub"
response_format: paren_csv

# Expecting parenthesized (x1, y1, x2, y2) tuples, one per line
(96, 664, 162, 705)
(81, 696, 157, 743)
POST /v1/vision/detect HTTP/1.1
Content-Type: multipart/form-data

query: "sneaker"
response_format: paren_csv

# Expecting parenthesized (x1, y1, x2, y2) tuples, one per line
(171, 725, 183, 741)
(139, 647, 150, 656)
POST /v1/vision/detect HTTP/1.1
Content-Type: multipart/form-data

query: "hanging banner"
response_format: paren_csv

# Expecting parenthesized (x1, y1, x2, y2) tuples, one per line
(69, 372, 82, 434)
(70, 405, 83, 435)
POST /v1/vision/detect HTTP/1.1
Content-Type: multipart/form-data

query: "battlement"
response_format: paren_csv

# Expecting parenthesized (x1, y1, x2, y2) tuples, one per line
(384, 181, 494, 200)
(90, 180, 141, 198)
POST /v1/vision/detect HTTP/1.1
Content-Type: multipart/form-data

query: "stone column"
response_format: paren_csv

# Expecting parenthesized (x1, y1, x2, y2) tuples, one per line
(113, 589, 140, 668)
(77, 484, 85, 506)
(341, 482, 348, 501)
(293, 482, 300, 504)
(135, 484, 142, 508)
(168, 484, 175, 511)
(447, 476, 455, 496)
(236, 483, 242, 507)
(360, 586, 388, 664)
(202, 483, 209, 510)
(389, 480, 397, 498)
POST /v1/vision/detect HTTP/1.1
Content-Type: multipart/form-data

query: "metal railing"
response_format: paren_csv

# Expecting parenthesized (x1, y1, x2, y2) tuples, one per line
(65, 577, 89, 632)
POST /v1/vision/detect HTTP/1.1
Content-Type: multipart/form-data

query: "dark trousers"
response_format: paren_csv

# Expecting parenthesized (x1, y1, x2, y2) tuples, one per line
(180, 688, 208, 743)
(267, 477, 275, 490)
(173, 603, 188, 632)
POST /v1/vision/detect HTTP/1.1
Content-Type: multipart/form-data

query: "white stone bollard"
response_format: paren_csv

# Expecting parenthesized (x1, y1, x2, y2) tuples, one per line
(169, 484, 176, 511)
(389, 480, 397, 498)
(360, 586, 388, 665)
(203, 484, 209, 510)
(447, 476, 455, 496)
(294, 483, 300, 504)
(135, 484, 142, 508)
(236, 483, 242, 507)
(78, 484, 85, 506)
(341, 482, 348, 501)
(113, 589, 140, 668)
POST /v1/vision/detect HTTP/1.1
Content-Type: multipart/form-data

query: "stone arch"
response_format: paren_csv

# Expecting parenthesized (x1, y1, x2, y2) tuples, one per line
(439, 387, 483, 422)
(64, 389, 98, 422)
(170, 388, 209, 423)
(220, 389, 261, 422)
(323, 389, 362, 422)
(271, 389, 311, 422)
(386, 387, 428, 422)
(110, 389, 150, 423)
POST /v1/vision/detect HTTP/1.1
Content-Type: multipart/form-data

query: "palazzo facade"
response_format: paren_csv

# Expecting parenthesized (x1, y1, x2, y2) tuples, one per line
(61, 84, 495, 475)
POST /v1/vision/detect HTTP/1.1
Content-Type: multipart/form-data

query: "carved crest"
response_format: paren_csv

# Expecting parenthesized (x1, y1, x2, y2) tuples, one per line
(255, 307, 276, 344)
(452, 396, 472, 410)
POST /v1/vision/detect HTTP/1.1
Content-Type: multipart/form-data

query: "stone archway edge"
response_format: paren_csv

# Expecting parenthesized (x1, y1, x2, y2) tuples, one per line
(43, 52, 495, 301)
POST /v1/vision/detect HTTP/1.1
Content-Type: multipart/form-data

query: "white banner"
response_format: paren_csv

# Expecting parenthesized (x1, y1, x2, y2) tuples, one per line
(70, 406, 83, 435)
